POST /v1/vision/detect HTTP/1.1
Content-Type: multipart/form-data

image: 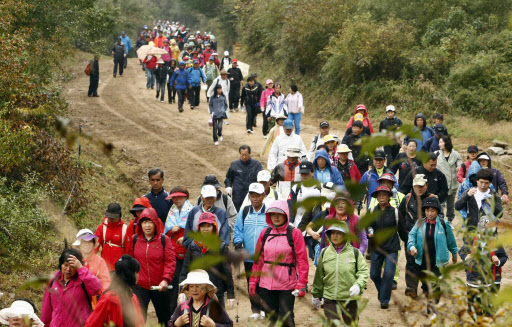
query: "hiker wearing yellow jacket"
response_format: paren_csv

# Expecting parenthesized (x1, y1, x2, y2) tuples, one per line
(312, 221, 369, 325)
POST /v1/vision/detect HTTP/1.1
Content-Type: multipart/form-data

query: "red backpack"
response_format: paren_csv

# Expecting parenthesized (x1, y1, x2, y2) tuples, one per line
(84, 62, 91, 76)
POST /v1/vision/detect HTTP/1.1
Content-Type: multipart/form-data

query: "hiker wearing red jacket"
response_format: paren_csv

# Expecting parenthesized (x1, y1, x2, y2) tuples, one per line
(126, 208, 176, 325)
(94, 203, 129, 271)
(346, 104, 375, 134)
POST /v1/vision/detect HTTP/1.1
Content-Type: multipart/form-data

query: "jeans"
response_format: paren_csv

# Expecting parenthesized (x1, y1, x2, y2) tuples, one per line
(260, 287, 296, 327)
(133, 285, 173, 324)
(146, 69, 155, 88)
(177, 89, 186, 110)
(189, 85, 201, 107)
(113, 58, 123, 76)
(212, 118, 223, 142)
(169, 258, 184, 315)
(287, 112, 302, 134)
(156, 80, 166, 101)
(245, 104, 256, 131)
(244, 261, 262, 313)
(441, 192, 456, 221)
(370, 251, 398, 304)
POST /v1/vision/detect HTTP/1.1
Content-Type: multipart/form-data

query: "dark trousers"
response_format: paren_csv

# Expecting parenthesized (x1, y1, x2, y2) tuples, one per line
(167, 84, 176, 103)
(177, 89, 186, 110)
(304, 237, 317, 261)
(156, 80, 166, 101)
(133, 285, 173, 324)
(88, 76, 99, 96)
(370, 251, 398, 305)
(244, 261, 262, 313)
(113, 58, 123, 76)
(189, 85, 201, 106)
(169, 258, 184, 315)
(260, 287, 296, 327)
(124, 56, 128, 68)
(262, 114, 269, 136)
(229, 84, 240, 109)
(213, 118, 223, 142)
(253, 105, 260, 125)
(246, 104, 256, 131)
(323, 299, 358, 325)
(405, 249, 419, 293)
(384, 144, 400, 167)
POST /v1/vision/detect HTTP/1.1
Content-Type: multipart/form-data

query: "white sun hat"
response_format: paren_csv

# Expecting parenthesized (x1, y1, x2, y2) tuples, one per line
(0, 300, 44, 327)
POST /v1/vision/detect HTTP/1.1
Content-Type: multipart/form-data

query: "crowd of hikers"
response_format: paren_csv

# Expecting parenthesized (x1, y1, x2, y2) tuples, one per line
(7, 19, 507, 327)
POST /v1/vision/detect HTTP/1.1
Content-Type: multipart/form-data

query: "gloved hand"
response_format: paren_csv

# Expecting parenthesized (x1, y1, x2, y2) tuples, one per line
(249, 283, 257, 297)
(225, 187, 232, 195)
(349, 285, 360, 297)
(234, 243, 244, 250)
(293, 285, 306, 297)
(312, 297, 321, 310)
(227, 299, 236, 308)
(178, 293, 187, 304)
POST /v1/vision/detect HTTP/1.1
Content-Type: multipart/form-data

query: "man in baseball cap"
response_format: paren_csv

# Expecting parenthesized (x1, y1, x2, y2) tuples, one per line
(267, 119, 307, 170)
(240, 170, 281, 208)
(421, 124, 446, 152)
(379, 105, 403, 166)
(271, 144, 302, 185)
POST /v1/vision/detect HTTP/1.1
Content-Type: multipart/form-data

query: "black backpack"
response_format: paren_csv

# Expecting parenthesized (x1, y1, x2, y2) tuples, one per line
(132, 234, 166, 253)
(240, 204, 268, 226)
(255, 225, 297, 277)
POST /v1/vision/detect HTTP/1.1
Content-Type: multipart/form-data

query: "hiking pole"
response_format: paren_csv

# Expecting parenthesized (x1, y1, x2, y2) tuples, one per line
(235, 263, 240, 322)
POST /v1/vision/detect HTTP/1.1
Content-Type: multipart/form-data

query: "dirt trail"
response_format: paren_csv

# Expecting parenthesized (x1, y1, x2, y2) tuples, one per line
(64, 58, 469, 326)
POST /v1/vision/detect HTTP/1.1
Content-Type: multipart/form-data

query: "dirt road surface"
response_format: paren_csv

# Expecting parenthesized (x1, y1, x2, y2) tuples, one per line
(64, 58, 506, 326)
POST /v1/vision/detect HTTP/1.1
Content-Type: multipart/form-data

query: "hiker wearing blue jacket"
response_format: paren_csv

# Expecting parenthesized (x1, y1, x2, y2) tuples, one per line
(187, 60, 207, 109)
(404, 113, 435, 151)
(120, 31, 132, 68)
(233, 183, 268, 320)
(182, 185, 230, 249)
(170, 61, 190, 112)
(313, 150, 346, 189)
(360, 150, 396, 209)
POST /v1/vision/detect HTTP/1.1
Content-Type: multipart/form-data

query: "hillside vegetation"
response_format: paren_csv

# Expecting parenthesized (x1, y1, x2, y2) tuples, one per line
(233, 0, 512, 122)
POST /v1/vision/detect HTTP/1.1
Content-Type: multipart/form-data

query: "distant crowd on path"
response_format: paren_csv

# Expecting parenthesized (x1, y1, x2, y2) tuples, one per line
(47, 18, 512, 327)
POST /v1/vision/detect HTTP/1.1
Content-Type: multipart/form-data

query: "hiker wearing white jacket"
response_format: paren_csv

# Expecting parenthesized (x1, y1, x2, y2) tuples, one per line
(267, 119, 307, 170)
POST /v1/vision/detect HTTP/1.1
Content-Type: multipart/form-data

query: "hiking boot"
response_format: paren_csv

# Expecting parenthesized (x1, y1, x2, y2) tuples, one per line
(190, 106, 194, 110)
(113, 74, 116, 78)
(405, 287, 417, 299)
(92, 95, 100, 97)
(179, 108, 183, 112)
(253, 123, 257, 127)
(380, 303, 389, 309)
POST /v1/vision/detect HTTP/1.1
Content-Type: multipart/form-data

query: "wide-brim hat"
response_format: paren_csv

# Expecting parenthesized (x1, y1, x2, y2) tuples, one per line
(325, 221, 349, 235)
(156, 58, 165, 64)
(0, 300, 44, 327)
(179, 270, 218, 299)
(371, 185, 393, 198)
(286, 145, 301, 158)
(220, 69, 230, 75)
(337, 144, 352, 153)
(275, 112, 287, 120)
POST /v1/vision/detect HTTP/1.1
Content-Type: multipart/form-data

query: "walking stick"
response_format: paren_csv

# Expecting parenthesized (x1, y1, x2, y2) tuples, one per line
(235, 263, 240, 322)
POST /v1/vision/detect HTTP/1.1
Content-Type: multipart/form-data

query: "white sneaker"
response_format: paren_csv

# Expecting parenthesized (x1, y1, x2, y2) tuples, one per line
(247, 129, 251, 133)
(263, 135, 268, 139)
(160, 100, 164, 103)
(249, 130, 254, 134)
(260, 311, 266, 320)
(429, 313, 437, 321)
(225, 120, 229, 125)
(249, 313, 261, 321)
(219, 136, 223, 141)
(214, 142, 219, 146)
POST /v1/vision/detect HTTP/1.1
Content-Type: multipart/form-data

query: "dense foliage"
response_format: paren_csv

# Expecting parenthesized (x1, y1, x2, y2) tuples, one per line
(235, 0, 512, 122)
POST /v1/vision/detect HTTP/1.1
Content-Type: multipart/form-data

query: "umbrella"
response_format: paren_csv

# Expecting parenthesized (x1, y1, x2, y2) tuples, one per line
(136, 45, 169, 61)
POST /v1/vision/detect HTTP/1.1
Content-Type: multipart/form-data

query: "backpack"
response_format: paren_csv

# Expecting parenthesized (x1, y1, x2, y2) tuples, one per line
(132, 234, 166, 253)
(241, 204, 267, 226)
(370, 206, 399, 226)
(256, 225, 297, 276)
(174, 69, 189, 87)
(103, 223, 127, 248)
(85, 62, 91, 76)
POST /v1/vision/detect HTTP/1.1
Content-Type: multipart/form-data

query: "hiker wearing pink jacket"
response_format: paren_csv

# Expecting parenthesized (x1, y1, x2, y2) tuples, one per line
(249, 200, 309, 327)
(260, 79, 275, 138)
(41, 248, 102, 327)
